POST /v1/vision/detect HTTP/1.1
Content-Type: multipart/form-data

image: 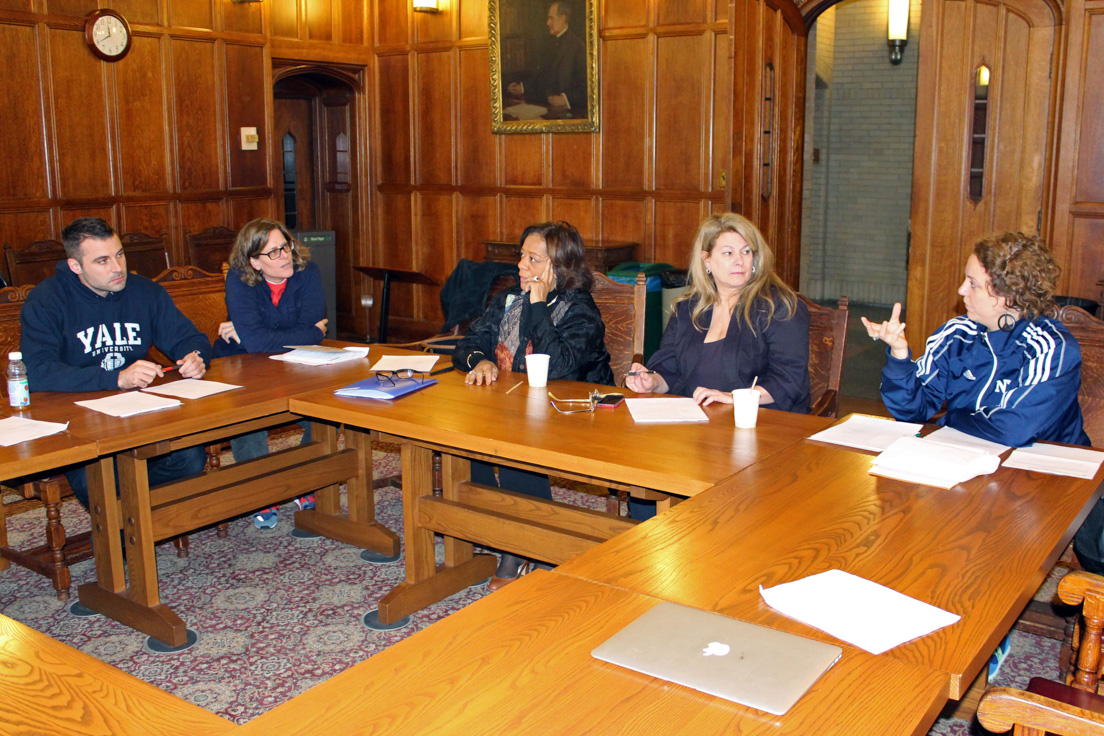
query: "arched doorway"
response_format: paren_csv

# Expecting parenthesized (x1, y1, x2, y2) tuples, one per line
(271, 64, 366, 340)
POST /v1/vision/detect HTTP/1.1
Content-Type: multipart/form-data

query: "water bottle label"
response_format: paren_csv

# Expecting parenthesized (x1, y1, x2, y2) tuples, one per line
(8, 378, 28, 408)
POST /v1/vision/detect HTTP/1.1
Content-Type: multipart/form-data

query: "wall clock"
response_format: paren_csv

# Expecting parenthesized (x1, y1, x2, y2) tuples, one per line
(84, 9, 131, 62)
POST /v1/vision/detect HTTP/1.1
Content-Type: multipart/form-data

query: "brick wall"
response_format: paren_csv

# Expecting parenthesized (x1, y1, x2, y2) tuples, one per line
(800, 0, 921, 307)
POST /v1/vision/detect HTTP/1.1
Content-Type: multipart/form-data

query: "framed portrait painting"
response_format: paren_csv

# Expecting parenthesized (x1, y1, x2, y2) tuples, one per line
(489, 0, 599, 133)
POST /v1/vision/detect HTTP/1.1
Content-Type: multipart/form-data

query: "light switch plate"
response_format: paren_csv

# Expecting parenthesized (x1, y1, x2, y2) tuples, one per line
(240, 127, 259, 151)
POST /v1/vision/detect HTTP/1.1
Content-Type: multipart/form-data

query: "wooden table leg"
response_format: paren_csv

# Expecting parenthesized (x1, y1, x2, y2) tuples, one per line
(293, 424, 400, 557)
(76, 454, 188, 648)
(376, 443, 495, 624)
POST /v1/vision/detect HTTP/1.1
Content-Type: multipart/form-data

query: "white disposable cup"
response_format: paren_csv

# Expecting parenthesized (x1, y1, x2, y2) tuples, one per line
(525, 353, 550, 388)
(732, 388, 761, 428)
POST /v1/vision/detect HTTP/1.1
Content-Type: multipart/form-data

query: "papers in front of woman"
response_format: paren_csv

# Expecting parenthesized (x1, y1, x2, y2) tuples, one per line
(0, 416, 68, 446)
(870, 435, 1001, 488)
(1004, 443, 1104, 479)
(624, 397, 709, 423)
(759, 569, 960, 655)
(75, 392, 182, 418)
(807, 414, 922, 452)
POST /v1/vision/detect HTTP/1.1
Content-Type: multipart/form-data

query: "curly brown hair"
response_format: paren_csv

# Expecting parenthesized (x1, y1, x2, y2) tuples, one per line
(520, 221, 594, 292)
(973, 232, 1059, 321)
(229, 219, 311, 287)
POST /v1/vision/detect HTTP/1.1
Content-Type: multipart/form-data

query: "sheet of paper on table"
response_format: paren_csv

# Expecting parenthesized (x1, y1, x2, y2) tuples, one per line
(141, 379, 244, 400)
(1004, 443, 1104, 479)
(923, 425, 1011, 455)
(869, 435, 1001, 488)
(624, 397, 709, 423)
(0, 416, 69, 446)
(271, 348, 363, 365)
(369, 355, 440, 372)
(807, 414, 923, 452)
(76, 392, 182, 418)
(760, 569, 961, 655)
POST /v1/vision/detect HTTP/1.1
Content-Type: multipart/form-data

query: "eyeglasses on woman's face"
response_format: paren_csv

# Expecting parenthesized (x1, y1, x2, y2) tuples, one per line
(256, 243, 295, 260)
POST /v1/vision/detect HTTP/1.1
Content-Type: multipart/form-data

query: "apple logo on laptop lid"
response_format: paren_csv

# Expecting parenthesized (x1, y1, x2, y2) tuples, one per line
(702, 641, 730, 657)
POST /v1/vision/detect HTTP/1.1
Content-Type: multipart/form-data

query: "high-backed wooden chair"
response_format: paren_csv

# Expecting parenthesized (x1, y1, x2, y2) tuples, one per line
(591, 271, 647, 382)
(119, 231, 171, 278)
(4, 240, 66, 286)
(978, 686, 1104, 735)
(185, 226, 237, 275)
(0, 285, 92, 600)
(152, 265, 228, 353)
(800, 294, 849, 418)
(1059, 306, 1104, 446)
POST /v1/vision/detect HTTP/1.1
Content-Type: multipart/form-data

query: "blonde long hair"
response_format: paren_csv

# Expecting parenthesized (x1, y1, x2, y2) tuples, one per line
(676, 213, 797, 332)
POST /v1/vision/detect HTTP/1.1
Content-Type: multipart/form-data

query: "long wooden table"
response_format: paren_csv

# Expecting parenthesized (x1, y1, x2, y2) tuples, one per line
(556, 433, 1104, 700)
(289, 367, 832, 626)
(16, 351, 405, 647)
(234, 570, 950, 736)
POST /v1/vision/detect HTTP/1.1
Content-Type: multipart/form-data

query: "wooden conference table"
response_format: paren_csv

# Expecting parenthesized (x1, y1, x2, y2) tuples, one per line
(556, 434, 1104, 700)
(288, 365, 832, 625)
(235, 570, 950, 736)
(16, 350, 404, 647)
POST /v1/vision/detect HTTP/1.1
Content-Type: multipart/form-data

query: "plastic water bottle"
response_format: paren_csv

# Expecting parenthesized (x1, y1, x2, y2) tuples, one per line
(7, 351, 29, 409)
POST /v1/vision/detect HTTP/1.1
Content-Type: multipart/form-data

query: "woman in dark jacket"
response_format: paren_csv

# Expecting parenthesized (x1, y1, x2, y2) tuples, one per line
(625, 213, 809, 518)
(453, 220, 613, 589)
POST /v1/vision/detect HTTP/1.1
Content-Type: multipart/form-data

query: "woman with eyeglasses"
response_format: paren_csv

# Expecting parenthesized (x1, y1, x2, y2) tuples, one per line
(453, 220, 614, 589)
(624, 213, 809, 519)
(215, 218, 328, 529)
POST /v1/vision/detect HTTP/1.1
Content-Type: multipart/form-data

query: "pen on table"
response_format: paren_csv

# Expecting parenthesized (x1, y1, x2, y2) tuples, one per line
(504, 380, 524, 395)
(429, 366, 454, 376)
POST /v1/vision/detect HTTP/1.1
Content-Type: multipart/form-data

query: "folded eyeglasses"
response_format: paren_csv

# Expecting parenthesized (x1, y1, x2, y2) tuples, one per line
(373, 369, 428, 386)
(548, 390, 618, 414)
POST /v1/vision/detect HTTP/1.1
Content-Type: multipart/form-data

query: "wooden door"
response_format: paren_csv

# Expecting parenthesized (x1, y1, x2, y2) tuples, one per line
(274, 96, 317, 230)
(905, 0, 1057, 347)
(731, 0, 808, 287)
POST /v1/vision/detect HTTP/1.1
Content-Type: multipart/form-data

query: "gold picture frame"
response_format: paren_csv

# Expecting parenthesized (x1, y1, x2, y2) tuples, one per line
(489, 0, 599, 133)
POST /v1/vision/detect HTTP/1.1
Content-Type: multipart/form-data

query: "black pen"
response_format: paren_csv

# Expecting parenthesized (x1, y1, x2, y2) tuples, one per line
(624, 370, 657, 377)
(430, 366, 454, 376)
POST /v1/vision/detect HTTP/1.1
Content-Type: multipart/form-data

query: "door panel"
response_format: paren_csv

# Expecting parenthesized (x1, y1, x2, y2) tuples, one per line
(905, 0, 1056, 347)
(273, 96, 316, 230)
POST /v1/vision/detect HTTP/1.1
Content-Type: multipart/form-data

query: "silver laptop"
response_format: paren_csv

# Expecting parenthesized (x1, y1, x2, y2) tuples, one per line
(591, 602, 842, 716)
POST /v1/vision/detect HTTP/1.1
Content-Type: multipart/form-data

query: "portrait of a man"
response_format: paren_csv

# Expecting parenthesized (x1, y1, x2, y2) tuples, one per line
(490, 0, 598, 133)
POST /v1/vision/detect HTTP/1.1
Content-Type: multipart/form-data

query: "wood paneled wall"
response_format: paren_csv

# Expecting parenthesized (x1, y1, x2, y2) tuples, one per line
(0, 0, 272, 274)
(367, 0, 732, 332)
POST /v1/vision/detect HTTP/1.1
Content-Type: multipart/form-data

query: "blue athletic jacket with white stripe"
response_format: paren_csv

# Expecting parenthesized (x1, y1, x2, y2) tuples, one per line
(880, 315, 1089, 447)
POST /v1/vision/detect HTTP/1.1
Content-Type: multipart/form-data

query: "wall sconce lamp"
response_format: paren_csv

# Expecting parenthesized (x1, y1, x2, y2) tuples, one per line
(413, 0, 441, 12)
(887, 0, 910, 65)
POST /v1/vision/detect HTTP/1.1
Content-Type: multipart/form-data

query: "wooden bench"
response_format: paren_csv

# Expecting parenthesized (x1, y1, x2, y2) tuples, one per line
(0, 613, 238, 735)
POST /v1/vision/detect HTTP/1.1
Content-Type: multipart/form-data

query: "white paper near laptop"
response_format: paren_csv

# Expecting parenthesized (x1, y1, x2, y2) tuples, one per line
(807, 414, 922, 452)
(76, 392, 182, 418)
(869, 435, 1001, 488)
(625, 397, 709, 423)
(1004, 443, 1104, 479)
(760, 569, 960, 655)
(369, 355, 440, 372)
(0, 416, 69, 446)
(141, 379, 243, 400)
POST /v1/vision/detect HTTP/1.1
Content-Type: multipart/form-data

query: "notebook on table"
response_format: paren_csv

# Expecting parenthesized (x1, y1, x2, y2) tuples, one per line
(591, 601, 842, 716)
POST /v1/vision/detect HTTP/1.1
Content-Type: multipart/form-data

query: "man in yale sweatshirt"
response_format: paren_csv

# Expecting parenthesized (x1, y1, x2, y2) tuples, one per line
(20, 217, 212, 509)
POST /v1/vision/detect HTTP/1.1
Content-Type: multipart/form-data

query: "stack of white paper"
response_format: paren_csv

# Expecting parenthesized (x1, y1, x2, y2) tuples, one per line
(0, 416, 69, 446)
(76, 392, 182, 417)
(870, 435, 1000, 488)
(369, 355, 440, 372)
(807, 414, 923, 452)
(142, 379, 243, 400)
(271, 348, 363, 365)
(1005, 443, 1104, 479)
(624, 397, 708, 423)
(923, 426, 1011, 455)
(759, 569, 961, 655)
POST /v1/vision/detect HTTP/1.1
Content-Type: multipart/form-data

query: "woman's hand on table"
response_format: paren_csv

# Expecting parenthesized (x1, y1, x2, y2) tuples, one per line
(315, 318, 328, 336)
(692, 387, 732, 406)
(860, 302, 910, 360)
(466, 360, 499, 385)
(624, 362, 665, 393)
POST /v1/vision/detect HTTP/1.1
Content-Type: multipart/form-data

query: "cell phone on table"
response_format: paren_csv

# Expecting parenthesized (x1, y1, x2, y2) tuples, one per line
(595, 393, 624, 409)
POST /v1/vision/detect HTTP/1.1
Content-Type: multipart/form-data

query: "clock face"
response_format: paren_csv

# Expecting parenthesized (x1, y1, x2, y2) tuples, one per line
(85, 10, 131, 61)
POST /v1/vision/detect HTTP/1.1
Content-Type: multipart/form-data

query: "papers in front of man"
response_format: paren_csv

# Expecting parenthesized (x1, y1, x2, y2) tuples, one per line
(1005, 443, 1104, 479)
(141, 379, 244, 400)
(271, 345, 364, 365)
(923, 425, 1011, 455)
(504, 103, 548, 120)
(76, 392, 182, 418)
(0, 416, 68, 447)
(369, 355, 440, 373)
(759, 569, 961, 655)
(624, 397, 709, 423)
(807, 414, 923, 452)
(869, 435, 1001, 488)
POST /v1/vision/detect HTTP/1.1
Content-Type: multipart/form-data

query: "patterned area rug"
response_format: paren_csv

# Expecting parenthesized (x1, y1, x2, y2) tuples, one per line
(0, 440, 1067, 731)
